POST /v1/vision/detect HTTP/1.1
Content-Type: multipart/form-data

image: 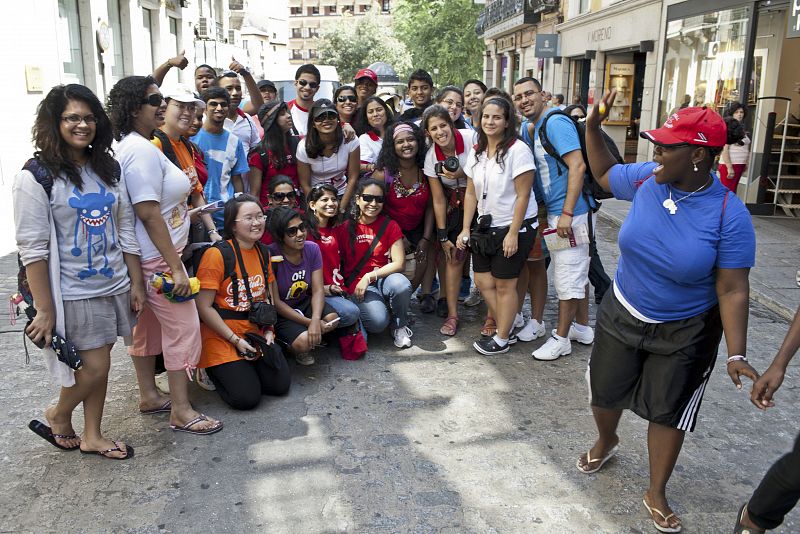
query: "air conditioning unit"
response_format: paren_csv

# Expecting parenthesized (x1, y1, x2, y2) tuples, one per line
(197, 17, 211, 39)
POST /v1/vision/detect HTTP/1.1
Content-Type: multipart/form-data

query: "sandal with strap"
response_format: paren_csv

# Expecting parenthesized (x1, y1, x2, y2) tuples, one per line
(576, 444, 619, 474)
(440, 316, 459, 336)
(733, 503, 765, 534)
(481, 316, 497, 337)
(642, 497, 682, 533)
(170, 414, 223, 435)
(80, 441, 134, 460)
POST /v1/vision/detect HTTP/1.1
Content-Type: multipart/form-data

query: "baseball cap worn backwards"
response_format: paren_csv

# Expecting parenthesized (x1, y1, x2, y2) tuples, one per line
(640, 106, 727, 148)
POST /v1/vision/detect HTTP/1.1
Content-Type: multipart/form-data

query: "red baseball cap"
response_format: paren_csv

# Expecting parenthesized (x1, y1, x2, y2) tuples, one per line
(640, 106, 727, 148)
(354, 68, 378, 83)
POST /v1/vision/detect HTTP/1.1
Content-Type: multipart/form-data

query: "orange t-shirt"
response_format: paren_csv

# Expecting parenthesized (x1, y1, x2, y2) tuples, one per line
(196, 242, 275, 368)
(152, 134, 204, 196)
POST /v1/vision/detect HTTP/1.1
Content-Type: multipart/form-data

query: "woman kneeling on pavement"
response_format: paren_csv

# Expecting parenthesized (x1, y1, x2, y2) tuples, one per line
(457, 96, 537, 355)
(578, 94, 758, 533)
(109, 75, 222, 435)
(18, 84, 143, 459)
(195, 195, 290, 409)
(341, 179, 413, 348)
(269, 206, 342, 365)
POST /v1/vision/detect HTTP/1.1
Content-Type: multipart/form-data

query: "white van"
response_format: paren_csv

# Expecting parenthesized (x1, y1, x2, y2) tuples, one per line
(268, 64, 340, 102)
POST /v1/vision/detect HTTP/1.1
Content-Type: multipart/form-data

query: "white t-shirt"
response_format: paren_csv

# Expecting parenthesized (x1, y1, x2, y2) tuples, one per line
(115, 132, 192, 260)
(423, 128, 477, 189)
(464, 140, 537, 229)
(289, 100, 311, 137)
(224, 112, 261, 155)
(358, 132, 383, 164)
(296, 137, 360, 196)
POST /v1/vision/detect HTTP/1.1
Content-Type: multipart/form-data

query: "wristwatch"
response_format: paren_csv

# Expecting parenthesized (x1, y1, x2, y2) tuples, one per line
(437, 228, 448, 242)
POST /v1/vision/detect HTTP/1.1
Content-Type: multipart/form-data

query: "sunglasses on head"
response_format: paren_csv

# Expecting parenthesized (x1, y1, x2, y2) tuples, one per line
(359, 194, 385, 204)
(337, 95, 358, 103)
(314, 112, 338, 123)
(285, 222, 307, 237)
(271, 191, 296, 202)
(143, 93, 164, 107)
(297, 79, 320, 89)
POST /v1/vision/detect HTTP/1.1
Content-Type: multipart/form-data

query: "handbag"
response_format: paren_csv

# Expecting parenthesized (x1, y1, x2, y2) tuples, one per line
(243, 332, 289, 372)
(344, 217, 391, 288)
(338, 329, 368, 360)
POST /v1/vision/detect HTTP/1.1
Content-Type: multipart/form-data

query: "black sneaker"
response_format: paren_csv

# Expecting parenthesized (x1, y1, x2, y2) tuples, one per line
(473, 336, 510, 355)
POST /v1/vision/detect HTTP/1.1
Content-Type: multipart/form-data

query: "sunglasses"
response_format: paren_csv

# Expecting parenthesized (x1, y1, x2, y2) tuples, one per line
(359, 194, 385, 204)
(206, 101, 229, 108)
(337, 95, 358, 103)
(143, 93, 164, 107)
(314, 112, 338, 123)
(285, 222, 307, 237)
(270, 191, 296, 202)
(297, 79, 320, 89)
(61, 114, 97, 125)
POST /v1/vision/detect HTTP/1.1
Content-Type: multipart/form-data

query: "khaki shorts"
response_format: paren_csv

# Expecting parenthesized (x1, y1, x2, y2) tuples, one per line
(547, 212, 592, 300)
(63, 292, 136, 351)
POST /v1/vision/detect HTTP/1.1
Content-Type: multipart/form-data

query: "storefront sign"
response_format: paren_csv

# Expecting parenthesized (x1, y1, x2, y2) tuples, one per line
(535, 33, 558, 58)
(609, 64, 635, 76)
(789, 0, 800, 38)
(589, 27, 613, 43)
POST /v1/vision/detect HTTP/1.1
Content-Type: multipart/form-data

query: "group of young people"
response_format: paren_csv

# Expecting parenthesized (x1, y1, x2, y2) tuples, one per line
(14, 54, 800, 534)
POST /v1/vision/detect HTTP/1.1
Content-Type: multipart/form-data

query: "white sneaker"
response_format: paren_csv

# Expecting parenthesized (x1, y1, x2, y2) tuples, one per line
(463, 287, 483, 307)
(532, 334, 572, 361)
(516, 319, 546, 342)
(296, 353, 315, 366)
(513, 313, 525, 329)
(568, 322, 595, 345)
(393, 326, 413, 348)
(195, 368, 216, 391)
(155, 373, 170, 395)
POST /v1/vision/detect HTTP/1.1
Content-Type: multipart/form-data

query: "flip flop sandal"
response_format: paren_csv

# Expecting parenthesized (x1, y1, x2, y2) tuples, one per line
(170, 414, 223, 435)
(28, 419, 80, 451)
(440, 316, 459, 336)
(733, 503, 765, 534)
(481, 316, 497, 337)
(139, 399, 172, 415)
(80, 441, 134, 460)
(576, 444, 619, 474)
(642, 498, 682, 533)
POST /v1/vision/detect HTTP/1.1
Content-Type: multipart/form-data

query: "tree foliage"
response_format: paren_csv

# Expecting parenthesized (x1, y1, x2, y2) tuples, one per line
(393, 0, 484, 87)
(317, 11, 413, 83)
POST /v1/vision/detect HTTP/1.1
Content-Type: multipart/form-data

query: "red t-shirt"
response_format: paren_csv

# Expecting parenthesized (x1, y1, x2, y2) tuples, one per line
(384, 170, 430, 231)
(247, 147, 299, 207)
(193, 147, 208, 187)
(307, 224, 346, 287)
(340, 215, 403, 293)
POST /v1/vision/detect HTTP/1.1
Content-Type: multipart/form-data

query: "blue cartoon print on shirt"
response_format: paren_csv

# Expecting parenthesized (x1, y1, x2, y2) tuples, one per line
(69, 185, 117, 280)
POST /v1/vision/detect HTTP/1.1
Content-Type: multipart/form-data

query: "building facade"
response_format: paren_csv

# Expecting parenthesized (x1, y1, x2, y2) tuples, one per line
(287, 0, 393, 64)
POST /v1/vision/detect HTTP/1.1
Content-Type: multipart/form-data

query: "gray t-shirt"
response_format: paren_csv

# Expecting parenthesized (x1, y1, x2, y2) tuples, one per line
(14, 165, 140, 300)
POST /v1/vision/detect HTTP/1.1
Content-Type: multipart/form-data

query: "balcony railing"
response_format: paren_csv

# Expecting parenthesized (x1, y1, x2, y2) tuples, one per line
(230, 0, 244, 10)
(475, 0, 559, 37)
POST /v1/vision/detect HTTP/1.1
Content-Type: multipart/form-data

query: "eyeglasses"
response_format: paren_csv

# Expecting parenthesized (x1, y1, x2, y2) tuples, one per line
(359, 194, 385, 204)
(206, 101, 229, 108)
(314, 112, 338, 123)
(297, 79, 320, 89)
(442, 99, 463, 109)
(270, 191, 296, 202)
(169, 101, 197, 114)
(61, 114, 97, 125)
(512, 89, 541, 102)
(143, 93, 164, 107)
(236, 214, 267, 224)
(285, 222, 308, 237)
(337, 95, 358, 103)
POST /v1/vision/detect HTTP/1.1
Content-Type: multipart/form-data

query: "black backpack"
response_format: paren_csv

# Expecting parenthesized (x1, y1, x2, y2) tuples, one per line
(197, 239, 272, 312)
(152, 129, 196, 169)
(538, 110, 623, 201)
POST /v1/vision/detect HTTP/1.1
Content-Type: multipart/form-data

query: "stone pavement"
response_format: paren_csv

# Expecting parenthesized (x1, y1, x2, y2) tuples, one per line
(0, 216, 798, 533)
(598, 198, 800, 321)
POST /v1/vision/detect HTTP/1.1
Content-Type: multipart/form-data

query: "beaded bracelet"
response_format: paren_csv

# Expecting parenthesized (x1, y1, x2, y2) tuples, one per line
(726, 355, 747, 364)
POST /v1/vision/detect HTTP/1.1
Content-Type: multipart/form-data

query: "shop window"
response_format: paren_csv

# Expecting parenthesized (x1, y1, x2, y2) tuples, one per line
(58, 0, 84, 84)
(659, 6, 750, 122)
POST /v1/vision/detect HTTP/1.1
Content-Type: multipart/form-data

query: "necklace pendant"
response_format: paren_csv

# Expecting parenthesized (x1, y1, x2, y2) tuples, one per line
(662, 198, 678, 215)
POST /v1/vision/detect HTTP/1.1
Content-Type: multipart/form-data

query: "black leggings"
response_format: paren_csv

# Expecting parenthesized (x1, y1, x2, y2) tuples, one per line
(748, 431, 800, 530)
(205, 354, 291, 410)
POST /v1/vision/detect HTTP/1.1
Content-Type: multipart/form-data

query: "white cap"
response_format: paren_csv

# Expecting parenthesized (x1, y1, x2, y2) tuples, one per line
(163, 83, 205, 108)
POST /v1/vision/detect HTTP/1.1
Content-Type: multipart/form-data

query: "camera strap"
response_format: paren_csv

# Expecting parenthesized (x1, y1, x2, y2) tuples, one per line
(231, 239, 272, 306)
(344, 216, 391, 288)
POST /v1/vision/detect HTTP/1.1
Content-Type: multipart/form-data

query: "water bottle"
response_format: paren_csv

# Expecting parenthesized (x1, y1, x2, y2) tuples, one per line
(455, 235, 469, 262)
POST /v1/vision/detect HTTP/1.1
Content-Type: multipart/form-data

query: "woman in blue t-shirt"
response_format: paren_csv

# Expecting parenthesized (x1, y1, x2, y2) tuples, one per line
(578, 94, 759, 533)
(268, 206, 339, 366)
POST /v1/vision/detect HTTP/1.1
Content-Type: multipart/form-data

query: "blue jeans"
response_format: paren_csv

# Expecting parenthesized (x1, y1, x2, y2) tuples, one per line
(324, 296, 360, 328)
(354, 273, 411, 333)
